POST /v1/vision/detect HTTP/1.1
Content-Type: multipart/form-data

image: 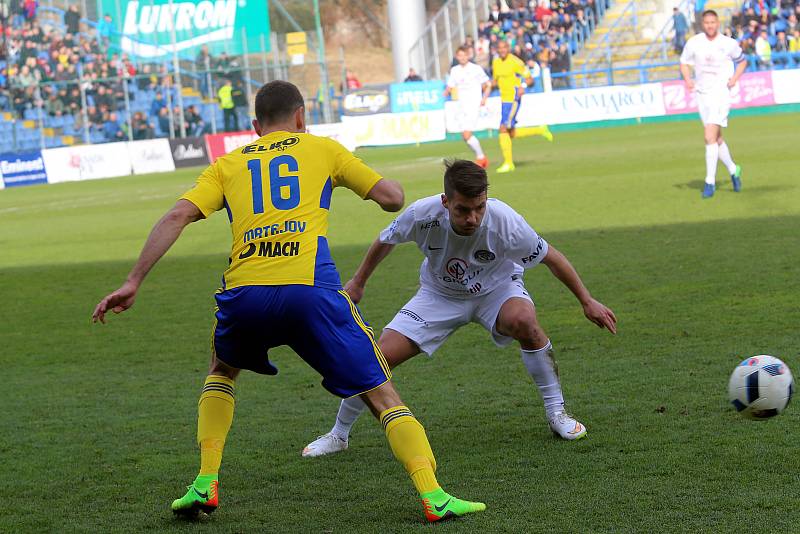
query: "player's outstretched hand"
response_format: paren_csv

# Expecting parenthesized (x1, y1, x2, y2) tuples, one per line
(582, 298, 617, 334)
(685, 79, 695, 92)
(343, 279, 365, 304)
(92, 281, 138, 324)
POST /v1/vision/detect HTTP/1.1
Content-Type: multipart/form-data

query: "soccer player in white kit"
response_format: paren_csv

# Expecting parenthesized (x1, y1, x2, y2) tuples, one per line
(444, 46, 492, 169)
(679, 9, 747, 199)
(303, 160, 617, 457)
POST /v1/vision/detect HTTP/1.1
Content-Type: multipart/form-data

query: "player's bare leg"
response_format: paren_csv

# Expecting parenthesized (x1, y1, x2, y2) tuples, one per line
(172, 356, 241, 517)
(495, 297, 587, 440)
(303, 329, 419, 457)
(462, 130, 488, 168)
(359, 380, 486, 521)
(702, 123, 722, 198)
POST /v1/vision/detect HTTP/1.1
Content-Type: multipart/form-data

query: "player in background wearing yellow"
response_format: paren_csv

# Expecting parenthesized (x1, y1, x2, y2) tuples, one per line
(92, 81, 485, 523)
(491, 40, 553, 174)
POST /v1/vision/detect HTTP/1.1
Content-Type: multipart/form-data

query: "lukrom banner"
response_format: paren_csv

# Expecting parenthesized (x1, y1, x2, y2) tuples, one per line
(99, 0, 271, 59)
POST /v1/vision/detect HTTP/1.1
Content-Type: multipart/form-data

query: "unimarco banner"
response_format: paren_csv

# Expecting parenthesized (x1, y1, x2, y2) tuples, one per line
(97, 0, 270, 59)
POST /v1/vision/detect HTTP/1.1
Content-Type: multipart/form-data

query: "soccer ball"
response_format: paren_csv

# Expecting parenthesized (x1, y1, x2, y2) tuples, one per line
(728, 355, 794, 420)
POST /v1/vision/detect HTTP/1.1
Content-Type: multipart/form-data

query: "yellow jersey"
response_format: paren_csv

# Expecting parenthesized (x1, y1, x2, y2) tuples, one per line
(181, 131, 382, 290)
(492, 54, 530, 102)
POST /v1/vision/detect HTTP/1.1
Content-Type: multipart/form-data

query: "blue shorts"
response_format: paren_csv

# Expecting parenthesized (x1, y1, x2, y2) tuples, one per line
(212, 285, 391, 398)
(500, 99, 521, 130)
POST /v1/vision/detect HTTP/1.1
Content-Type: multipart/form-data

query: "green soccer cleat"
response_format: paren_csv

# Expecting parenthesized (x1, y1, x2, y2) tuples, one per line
(171, 474, 219, 517)
(496, 162, 515, 174)
(421, 488, 486, 522)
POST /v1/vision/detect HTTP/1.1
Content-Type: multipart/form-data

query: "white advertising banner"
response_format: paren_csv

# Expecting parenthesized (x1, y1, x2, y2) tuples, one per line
(446, 83, 666, 132)
(43, 142, 132, 183)
(307, 122, 358, 152)
(341, 111, 447, 147)
(771, 69, 800, 104)
(128, 139, 175, 175)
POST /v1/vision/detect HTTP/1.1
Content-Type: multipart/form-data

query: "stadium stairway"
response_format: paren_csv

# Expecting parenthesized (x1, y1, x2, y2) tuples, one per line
(571, 0, 738, 87)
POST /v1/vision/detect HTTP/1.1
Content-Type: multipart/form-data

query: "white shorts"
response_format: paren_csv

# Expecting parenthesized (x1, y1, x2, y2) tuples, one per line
(697, 91, 730, 127)
(452, 100, 482, 132)
(384, 276, 533, 355)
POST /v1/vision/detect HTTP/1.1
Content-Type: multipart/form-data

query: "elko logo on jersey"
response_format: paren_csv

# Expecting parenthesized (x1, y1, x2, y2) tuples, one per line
(241, 136, 300, 154)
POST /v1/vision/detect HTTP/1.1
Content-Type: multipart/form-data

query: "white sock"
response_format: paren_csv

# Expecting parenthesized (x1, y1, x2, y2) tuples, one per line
(466, 135, 484, 158)
(717, 141, 737, 174)
(329, 396, 367, 441)
(520, 341, 565, 419)
(705, 143, 719, 185)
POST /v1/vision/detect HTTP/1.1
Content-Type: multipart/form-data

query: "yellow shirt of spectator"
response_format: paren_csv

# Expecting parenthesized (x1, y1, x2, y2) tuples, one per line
(218, 85, 235, 109)
(492, 54, 530, 102)
(181, 131, 382, 290)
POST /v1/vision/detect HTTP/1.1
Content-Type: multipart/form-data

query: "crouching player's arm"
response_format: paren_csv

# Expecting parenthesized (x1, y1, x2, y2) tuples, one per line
(92, 199, 204, 323)
(541, 245, 618, 334)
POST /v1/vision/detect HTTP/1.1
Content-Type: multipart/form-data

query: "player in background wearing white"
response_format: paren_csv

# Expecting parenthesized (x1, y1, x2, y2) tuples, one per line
(679, 9, 746, 199)
(444, 45, 492, 169)
(303, 160, 617, 457)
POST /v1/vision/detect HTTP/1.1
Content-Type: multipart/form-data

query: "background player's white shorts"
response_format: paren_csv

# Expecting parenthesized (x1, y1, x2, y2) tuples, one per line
(452, 100, 482, 132)
(697, 91, 730, 127)
(384, 275, 532, 355)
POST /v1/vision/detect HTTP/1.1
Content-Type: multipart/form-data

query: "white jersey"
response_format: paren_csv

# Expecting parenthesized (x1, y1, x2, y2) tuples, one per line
(379, 195, 549, 298)
(680, 33, 743, 94)
(446, 62, 489, 104)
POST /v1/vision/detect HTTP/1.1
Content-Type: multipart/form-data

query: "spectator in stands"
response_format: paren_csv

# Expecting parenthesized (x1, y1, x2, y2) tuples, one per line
(103, 112, 125, 142)
(218, 78, 237, 132)
(45, 90, 64, 117)
(232, 79, 248, 129)
(131, 111, 154, 140)
(404, 68, 423, 82)
(97, 14, 114, 48)
(185, 104, 206, 137)
(693, 0, 707, 32)
(196, 44, 213, 96)
(551, 43, 571, 88)
(344, 70, 362, 91)
(673, 7, 689, 53)
(150, 91, 166, 119)
(23, 0, 36, 22)
(756, 29, 772, 66)
(64, 5, 80, 35)
(157, 107, 171, 137)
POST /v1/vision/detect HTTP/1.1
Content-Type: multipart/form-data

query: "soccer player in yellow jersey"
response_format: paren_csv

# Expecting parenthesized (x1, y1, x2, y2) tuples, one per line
(92, 81, 485, 523)
(490, 40, 553, 173)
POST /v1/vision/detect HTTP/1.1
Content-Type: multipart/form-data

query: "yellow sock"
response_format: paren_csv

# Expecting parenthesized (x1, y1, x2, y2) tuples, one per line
(499, 132, 513, 165)
(515, 125, 546, 138)
(380, 406, 440, 495)
(197, 375, 235, 476)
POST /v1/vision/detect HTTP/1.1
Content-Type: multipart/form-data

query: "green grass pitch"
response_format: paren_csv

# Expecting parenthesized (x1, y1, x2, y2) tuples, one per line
(2, 114, 799, 532)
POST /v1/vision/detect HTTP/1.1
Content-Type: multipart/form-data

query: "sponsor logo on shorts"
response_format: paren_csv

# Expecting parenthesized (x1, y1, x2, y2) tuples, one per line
(398, 308, 428, 326)
(474, 249, 496, 263)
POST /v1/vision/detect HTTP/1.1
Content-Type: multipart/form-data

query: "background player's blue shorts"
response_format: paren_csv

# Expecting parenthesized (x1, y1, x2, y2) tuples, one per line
(500, 99, 521, 130)
(212, 285, 391, 398)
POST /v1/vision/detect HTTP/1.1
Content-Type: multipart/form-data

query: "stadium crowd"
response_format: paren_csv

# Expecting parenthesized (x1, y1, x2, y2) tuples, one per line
(725, 0, 800, 67)
(0, 2, 248, 145)
(473, 1, 610, 88)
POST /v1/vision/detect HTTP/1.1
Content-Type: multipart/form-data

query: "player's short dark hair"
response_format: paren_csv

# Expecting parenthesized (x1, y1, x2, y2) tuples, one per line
(443, 159, 488, 199)
(254, 80, 305, 125)
(457, 45, 471, 54)
(702, 9, 718, 18)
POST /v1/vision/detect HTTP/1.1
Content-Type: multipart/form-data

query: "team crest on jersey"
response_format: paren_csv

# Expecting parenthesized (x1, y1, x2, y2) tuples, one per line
(446, 258, 468, 280)
(474, 249, 496, 263)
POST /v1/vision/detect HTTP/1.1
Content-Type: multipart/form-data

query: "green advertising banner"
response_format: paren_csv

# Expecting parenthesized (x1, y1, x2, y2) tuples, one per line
(97, 0, 270, 59)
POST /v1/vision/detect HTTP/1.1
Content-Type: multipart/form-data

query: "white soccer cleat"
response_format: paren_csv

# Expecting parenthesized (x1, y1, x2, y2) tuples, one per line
(301, 432, 348, 457)
(548, 411, 587, 441)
